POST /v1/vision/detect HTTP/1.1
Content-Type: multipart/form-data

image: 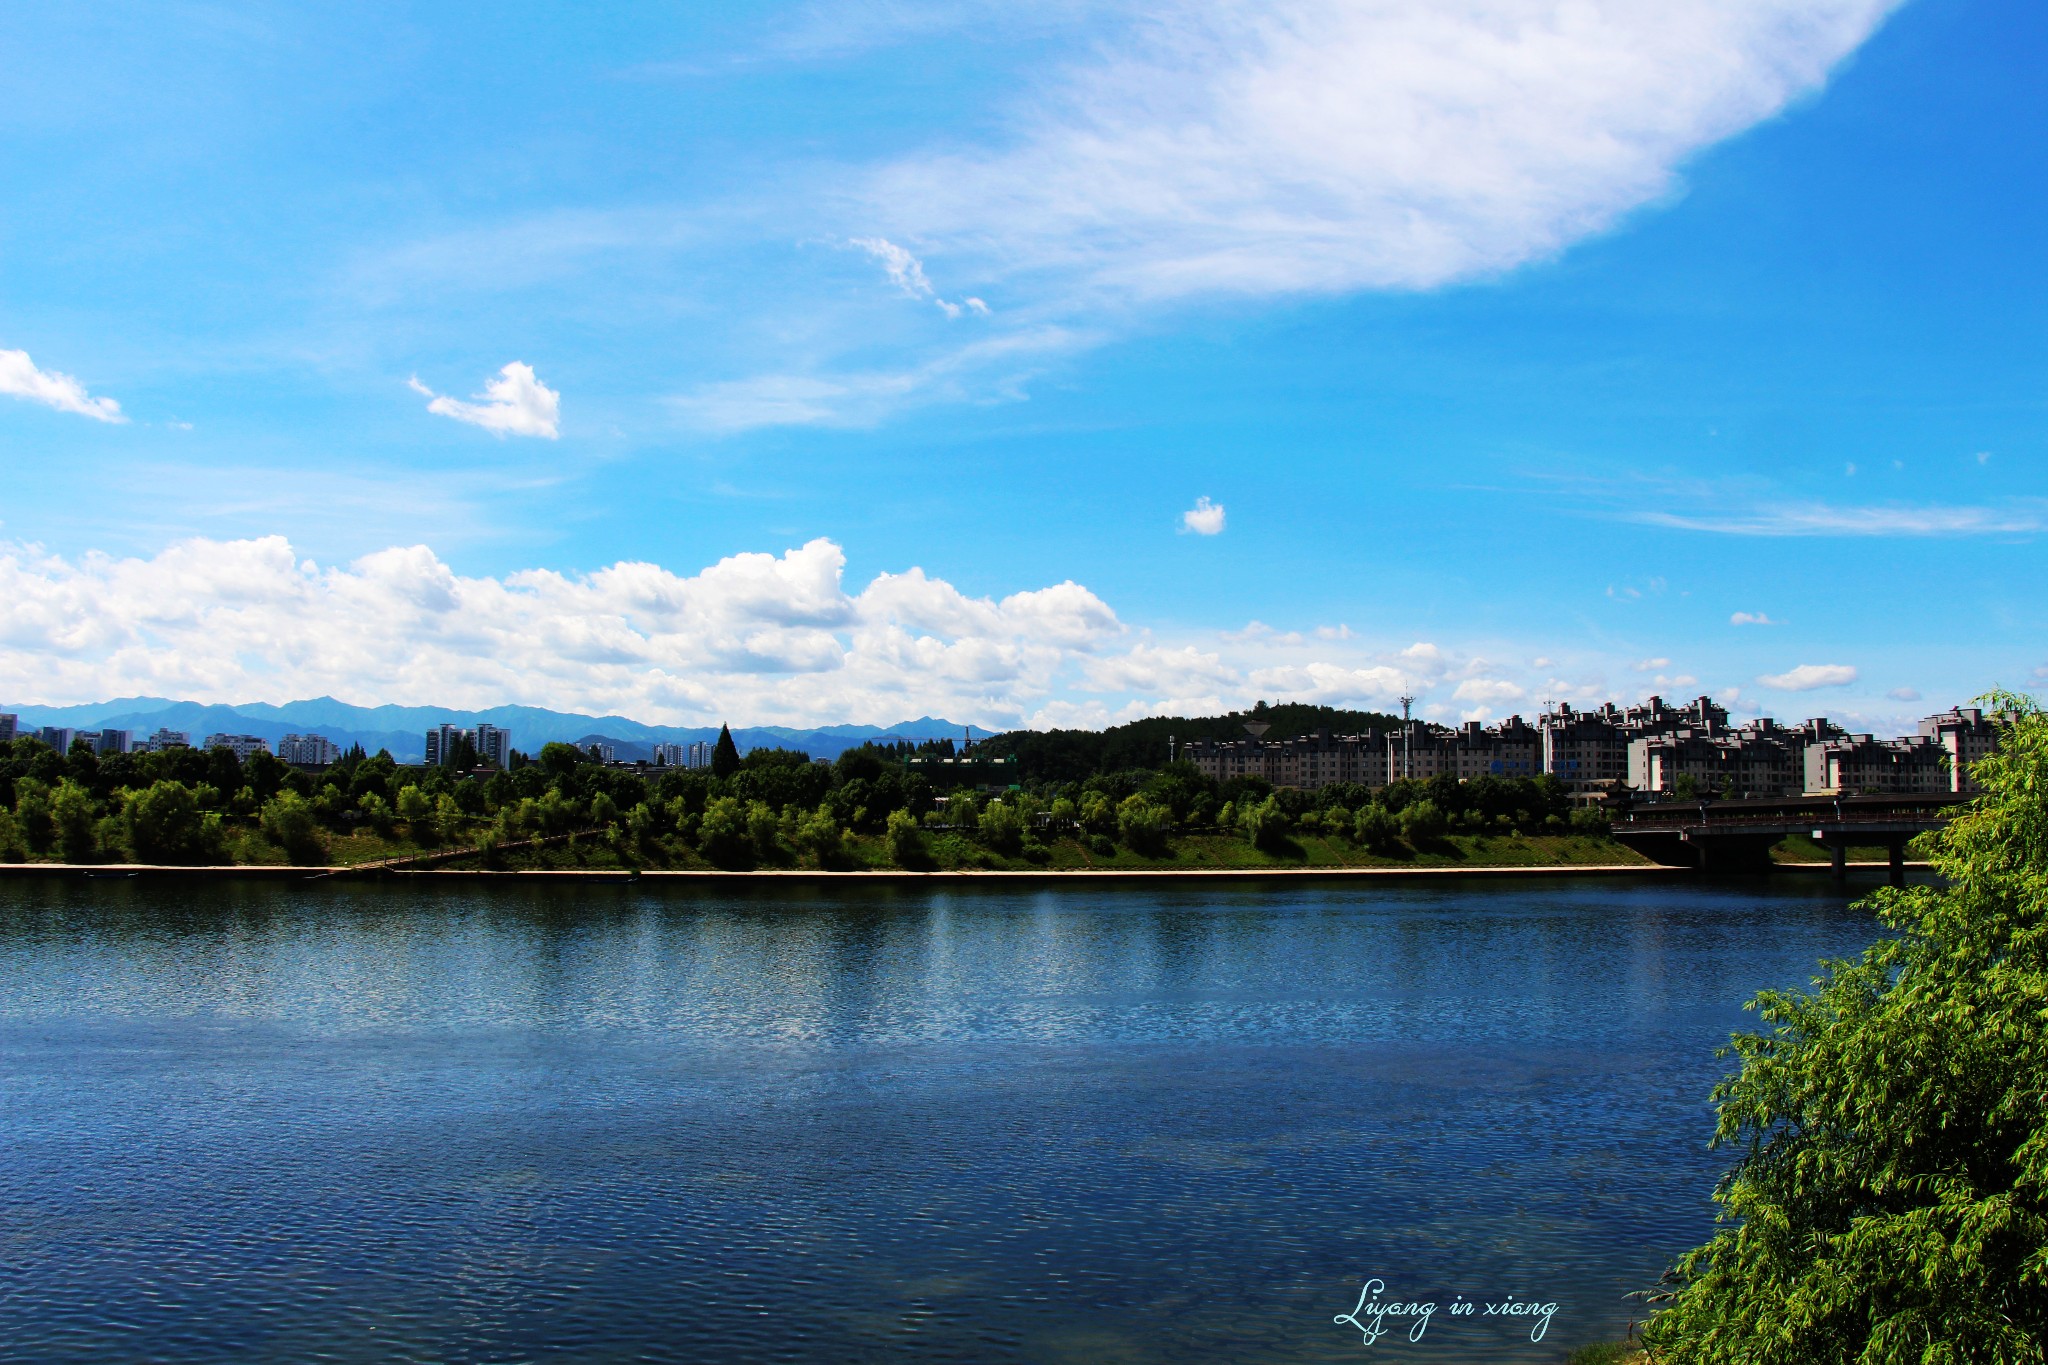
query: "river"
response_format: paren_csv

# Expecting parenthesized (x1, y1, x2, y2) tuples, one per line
(0, 873, 1890, 1362)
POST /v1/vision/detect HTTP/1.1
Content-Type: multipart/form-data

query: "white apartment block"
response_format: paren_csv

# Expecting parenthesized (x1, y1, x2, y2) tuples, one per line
(204, 734, 272, 761)
(278, 733, 342, 766)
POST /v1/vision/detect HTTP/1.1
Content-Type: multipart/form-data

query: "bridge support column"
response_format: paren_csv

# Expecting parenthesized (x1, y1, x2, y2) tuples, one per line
(1888, 838, 1906, 888)
(1829, 841, 1846, 883)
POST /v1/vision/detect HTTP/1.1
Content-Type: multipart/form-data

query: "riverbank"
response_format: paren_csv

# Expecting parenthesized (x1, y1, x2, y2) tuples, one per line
(0, 858, 1923, 882)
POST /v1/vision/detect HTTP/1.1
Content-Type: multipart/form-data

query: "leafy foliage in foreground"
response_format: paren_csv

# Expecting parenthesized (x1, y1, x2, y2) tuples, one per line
(1643, 695, 2048, 1362)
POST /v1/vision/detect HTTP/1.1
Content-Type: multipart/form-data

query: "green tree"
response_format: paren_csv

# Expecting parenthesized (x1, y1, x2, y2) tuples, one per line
(1643, 697, 2048, 1361)
(124, 780, 217, 863)
(1117, 794, 1173, 856)
(259, 791, 326, 864)
(886, 808, 927, 866)
(1238, 794, 1291, 852)
(698, 795, 751, 866)
(978, 800, 1026, 855)
(396, 784, 436, 842)
(1398, 798, 1447, 844)
(1354, 803, 1398, 852)
(711, 724, 741, 779)
(50, 780, 100, 862)
(13, 779, 54, 855)
(744, 800, 780, 861)
(795, 804, 846, 867)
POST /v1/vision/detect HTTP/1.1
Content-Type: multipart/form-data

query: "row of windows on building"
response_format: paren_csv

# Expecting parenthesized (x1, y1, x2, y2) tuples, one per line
(1182, 697, 2004, 798)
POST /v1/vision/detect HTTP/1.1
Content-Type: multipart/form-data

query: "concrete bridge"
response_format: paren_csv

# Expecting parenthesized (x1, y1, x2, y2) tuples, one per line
(1610, 792, 1967, 882)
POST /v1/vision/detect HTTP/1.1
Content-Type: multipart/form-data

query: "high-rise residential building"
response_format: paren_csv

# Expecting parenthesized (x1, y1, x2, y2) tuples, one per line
(278, 733, 342, 766)
(687, 740, 715, 769)
(426, 723, 511, 768)
(651, 742, 686, 766)
(40, 727, 76, 754)
(91, 729, 132, 755)
(203, 734, 271, 761)
(585, 742, 616, 764)
(138, 728, 191, 752)
(474, 723, 511, 768)
(0, 714, 16, 743)
(425, 723, 466, 766)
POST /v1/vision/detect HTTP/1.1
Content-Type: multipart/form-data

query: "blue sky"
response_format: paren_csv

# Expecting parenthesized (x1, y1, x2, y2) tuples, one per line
(1, 0, 2042, 730)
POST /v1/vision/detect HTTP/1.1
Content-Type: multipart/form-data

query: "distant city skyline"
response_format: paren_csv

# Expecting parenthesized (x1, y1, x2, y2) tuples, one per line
(2, 2, 2043, 732)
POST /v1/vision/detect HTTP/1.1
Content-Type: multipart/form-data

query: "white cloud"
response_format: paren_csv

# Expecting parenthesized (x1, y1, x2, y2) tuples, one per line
(1730, 611, 1781, 626)
(673, 325, 1081, 432)
(0, 533, 1620, 729)
(1638, 502, 2045, 537)
(1633, 657, 1671, 671)
(0, 348, 126, 423)
(1887, 687, 1922, 702)
(1182, 496, 1226, 535)
(1758, 663, 1858, 692)
(0, 535, 1127, 727)
(1453, 678, 1526, 705)
(850, 236, 989, 319)
(866, 0, 1898, 301)
(410, 362, 561, 439)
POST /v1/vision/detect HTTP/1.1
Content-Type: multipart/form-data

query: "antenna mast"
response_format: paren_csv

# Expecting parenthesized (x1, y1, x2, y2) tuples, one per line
(1400, 694, 1413, 781)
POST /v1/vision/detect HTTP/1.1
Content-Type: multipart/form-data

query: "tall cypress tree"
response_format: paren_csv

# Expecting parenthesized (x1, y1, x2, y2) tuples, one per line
(710, 724, 741, 779)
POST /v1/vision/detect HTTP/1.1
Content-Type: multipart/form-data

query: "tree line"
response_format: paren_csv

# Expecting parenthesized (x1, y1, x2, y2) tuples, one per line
(0, 723, 1605, 868)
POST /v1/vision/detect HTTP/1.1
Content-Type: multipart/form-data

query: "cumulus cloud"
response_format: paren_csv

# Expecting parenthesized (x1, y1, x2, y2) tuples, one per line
(0, 348, 126, 423)
(866, 0, 1898, 300)
(1182, 496, 1226, 535)
(0, 535, 1127, 727)
(1633, 657, 1671, 671)
(1730, 611, 1781, 625)
(0, 534, 1596, 729)
(1758, 663, 1858, 691)
(410, 362, 561, 439)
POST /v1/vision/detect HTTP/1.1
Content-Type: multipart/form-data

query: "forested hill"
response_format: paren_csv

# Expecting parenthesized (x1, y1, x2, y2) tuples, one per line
(976, 703, 1404, 784)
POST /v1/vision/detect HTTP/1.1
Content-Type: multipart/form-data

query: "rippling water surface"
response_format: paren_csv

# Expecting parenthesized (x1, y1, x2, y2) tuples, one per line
(0, 874, 1888, 1362)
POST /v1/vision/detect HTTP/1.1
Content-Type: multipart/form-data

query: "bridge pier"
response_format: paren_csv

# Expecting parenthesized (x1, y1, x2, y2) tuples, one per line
(1830, 840, 1846, 883)
(1888, 837, 1906, 887)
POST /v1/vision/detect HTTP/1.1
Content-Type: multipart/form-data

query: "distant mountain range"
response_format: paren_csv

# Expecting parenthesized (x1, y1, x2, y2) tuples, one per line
(0, 697, 996, 764)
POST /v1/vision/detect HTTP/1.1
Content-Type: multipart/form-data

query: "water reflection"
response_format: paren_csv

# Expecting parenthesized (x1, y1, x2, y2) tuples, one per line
(0, 874, 1886, 1362)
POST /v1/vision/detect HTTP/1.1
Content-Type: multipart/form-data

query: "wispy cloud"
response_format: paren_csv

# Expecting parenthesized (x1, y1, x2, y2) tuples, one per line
(1730, 611, 1782, 626)
(849, 236, 991, 319)
(1181, 496, 1225, 535)
(1759, 663, 1857, 691)
(410, 362, 562, 439)
(862, 0, 1900, 301)
(1638, 502, 2045, 537)
(0, 348, 127, 423)
(671, 325, 1087, 432)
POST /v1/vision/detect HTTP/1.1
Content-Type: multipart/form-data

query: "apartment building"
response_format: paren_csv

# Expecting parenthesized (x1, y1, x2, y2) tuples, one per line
(1917, 707, 2004, 794)
(204, 734, 271, 761)
(1803, 734, 1950, 795)
(1187, 728, 1386, 789)
(277, 733, 342, 766)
